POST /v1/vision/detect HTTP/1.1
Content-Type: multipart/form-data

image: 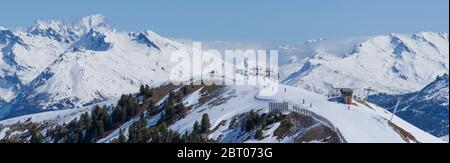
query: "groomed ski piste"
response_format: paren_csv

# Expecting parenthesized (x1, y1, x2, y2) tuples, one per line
(170, 71, 444, 143)
(168, 76, 444, 143)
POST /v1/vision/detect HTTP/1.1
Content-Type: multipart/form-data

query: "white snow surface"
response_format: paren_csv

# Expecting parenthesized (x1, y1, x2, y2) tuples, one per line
(0, 127, 9, 139)
(182, 88, 202, 107)
(0, 97, 118, 126)
(281, 32, 449, 95)
(170, 75, 444, 143)
(0, 15, 199, 118)
(0, 74, 444, 143)
(441, 135, 449, 142)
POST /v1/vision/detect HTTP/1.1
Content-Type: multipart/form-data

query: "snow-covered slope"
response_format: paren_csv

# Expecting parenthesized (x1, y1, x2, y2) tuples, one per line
(1, 15, 111, 102)
(1, 75, 443, 143)
(1, 62, 444, 143)
(0, 97, 118, 127)
(0, 15, 192, 119)
(168, 76, 443, 143)
(442, 135, 449, 142)
(281, 32, 449, 95)
(369, 74, 449, 137)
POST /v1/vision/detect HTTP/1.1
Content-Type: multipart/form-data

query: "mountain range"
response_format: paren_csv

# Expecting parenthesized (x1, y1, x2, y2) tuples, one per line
(280, 32, 449, 95)
(0, 15, 448, 143)
(0, 15, 190, 119)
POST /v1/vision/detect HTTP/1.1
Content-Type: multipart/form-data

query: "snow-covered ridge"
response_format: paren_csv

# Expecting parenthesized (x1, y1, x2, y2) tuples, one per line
(29, 14, 110, 38)
(72, 28, 112, 51)
(0, 15, 189, 120)
(281, 31, 449, 95)
(165, 76, 444, 143)
(421, 73, 449, 106)
(368, 73, 449, 137)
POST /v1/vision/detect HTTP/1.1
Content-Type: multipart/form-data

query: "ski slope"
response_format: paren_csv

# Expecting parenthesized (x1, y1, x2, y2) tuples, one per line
(1, 74, 443, 143)
(170, 75, 444, 143)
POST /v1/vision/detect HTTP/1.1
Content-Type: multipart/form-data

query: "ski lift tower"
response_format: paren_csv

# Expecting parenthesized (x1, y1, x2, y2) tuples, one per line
(364, 87, 376, 101)
(251, 66, 262, 76)
(390, 97, 401, 122)
(265, 68, 273, 78)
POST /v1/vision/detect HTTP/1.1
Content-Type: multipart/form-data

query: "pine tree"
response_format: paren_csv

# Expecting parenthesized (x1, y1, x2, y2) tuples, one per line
(140, 85, 145, 95)
(192, 121, 200, 134)
(147, 100, 159, 116)
(162, 103, 175, 122)
(250, 110, 261, 126)
(112, 105, 127, 124)
(178, 104, 189, 118)
(181, 85, 191, 95)
(200, 113, 211, 133)
(144, 85, 152, 98)
(118, 129, 127, 143)
(245, 110, 261, 132)
(97, 120, 105, 137)
(181, 131, 189, 143)
(255, 129, 264, 140)
(245, 118, 255, 132)
(29, 125, 44, 143)
(128, 117, 148, 143)
(81, 112, 92, 131)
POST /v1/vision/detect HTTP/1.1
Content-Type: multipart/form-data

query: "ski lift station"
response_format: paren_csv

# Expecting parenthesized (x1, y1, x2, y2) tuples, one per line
(339, 88, 353, 104)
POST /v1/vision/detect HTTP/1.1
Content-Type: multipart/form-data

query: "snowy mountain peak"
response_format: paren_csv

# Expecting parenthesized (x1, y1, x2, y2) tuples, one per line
(281, 32, 449, 95)
(422, 73, 449, 103)
(31, 19, 66, 32)
(439, 73, 449, 79)
(72, 28, 112, 51)
(29, 19, 69, 42)
(0, 15, 191, 120)
(345, 32, 448, 57)
(28, 14, 112, 40)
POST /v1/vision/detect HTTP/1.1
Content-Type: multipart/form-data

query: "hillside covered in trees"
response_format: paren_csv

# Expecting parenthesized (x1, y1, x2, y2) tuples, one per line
(0, 83, 215, 143)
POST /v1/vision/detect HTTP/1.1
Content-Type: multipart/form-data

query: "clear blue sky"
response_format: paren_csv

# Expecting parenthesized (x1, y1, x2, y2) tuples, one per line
(1, 0, 448, 43)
